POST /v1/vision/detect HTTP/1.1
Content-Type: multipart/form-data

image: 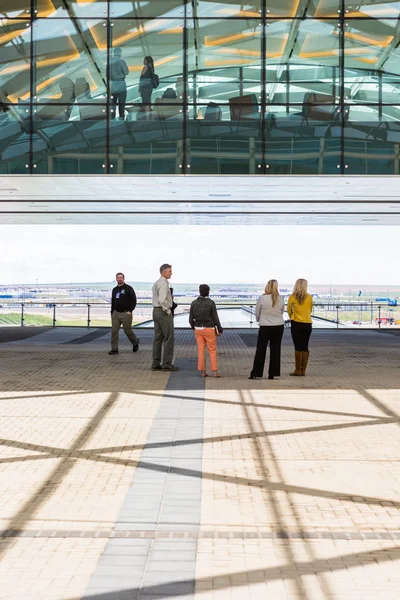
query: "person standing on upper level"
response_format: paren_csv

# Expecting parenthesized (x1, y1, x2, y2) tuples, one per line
(110, 47, 129, 120)
(139, 55, 156, 118)
(287, 278, 313, 376)
(151, 264, 179, 372)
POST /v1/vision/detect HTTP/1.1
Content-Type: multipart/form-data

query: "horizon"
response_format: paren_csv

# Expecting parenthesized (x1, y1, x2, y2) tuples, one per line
(1, 280, 399, 290)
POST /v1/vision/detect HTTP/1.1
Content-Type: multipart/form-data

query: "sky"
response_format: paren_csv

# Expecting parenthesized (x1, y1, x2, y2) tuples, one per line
(0, 224, 397, 285)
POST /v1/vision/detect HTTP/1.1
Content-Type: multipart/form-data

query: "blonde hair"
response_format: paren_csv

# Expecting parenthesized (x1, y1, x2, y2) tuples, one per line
(264, 279, 280, 307)
(292, 278, 308, 304)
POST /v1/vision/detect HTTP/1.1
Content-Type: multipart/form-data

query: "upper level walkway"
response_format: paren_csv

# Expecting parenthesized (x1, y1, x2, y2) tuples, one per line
(0, 327, 399, 600)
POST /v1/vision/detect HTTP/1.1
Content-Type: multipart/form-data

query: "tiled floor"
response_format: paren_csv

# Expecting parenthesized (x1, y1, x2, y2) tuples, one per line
(0, 327, 399, 600)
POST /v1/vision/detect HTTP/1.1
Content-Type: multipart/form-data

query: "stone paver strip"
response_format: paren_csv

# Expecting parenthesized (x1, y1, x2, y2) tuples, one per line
(84, 358, 205, 599)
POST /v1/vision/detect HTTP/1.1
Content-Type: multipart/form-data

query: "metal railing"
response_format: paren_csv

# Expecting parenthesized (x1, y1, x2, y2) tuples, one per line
(0, 301, 398, 330)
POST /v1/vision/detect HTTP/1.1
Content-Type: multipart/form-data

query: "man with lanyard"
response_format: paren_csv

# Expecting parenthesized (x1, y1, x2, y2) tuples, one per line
(109, 272, 139, 355)
(151, 263, 179, 371)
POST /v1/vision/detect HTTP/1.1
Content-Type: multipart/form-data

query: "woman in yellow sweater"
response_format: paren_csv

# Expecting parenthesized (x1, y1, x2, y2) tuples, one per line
(287, 279, 313, 376)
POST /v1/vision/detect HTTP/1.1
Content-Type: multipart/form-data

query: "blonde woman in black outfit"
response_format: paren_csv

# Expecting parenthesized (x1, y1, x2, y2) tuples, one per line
(249, 279, 285, 380)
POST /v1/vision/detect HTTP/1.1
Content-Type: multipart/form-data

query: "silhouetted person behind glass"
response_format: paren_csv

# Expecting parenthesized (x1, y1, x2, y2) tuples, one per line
(139, 55, 155, 117)
(110, 47, 128, 120)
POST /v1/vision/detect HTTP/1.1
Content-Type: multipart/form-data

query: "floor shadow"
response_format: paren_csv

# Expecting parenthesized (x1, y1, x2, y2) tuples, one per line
(130, 389, 388, 421)
(84, 454, 400, 509)
(0, 327, 52, 343)
(70, 543, 400, 600)
(1, 411, 398, 511)
(0, 390, 87, 402)
(0, 391, 120, 560)
(237, 388, 308, 598)
(0, 415, 395, 465)
(0, 387, 389, 422)
(358, 387, 400, 421)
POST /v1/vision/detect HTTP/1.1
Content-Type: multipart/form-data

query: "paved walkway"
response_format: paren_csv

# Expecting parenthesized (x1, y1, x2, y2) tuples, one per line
(0, 327, 399, 600)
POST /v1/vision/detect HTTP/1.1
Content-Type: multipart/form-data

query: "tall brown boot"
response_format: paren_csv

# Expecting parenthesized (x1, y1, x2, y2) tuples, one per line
(300, 351, 309, 376)
(290, 351, 302, 376)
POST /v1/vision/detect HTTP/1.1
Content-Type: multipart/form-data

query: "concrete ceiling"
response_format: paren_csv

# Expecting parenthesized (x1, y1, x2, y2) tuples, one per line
(0, 175, 399, 224)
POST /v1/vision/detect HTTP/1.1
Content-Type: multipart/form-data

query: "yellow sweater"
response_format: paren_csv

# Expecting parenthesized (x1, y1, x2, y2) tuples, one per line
(287, 293, 313, 323)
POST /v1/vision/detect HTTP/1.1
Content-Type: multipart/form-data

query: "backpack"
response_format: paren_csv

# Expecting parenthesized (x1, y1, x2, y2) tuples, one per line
(152, 73, 160, 89)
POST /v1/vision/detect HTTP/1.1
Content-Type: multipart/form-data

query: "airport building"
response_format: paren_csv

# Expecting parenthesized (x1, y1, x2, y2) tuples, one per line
(2, 1, 400, 177)
(2, 1, 400, 224)
(1, 5, 400, 600)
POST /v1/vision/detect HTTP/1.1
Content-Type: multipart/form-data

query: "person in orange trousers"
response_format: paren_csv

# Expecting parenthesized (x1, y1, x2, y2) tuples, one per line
(189, 284, 223, 377)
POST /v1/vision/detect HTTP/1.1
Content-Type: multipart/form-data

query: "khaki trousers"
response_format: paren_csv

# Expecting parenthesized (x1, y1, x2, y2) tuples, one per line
(152, 308, 174, 368)
(195, 328, 218, 371)
(111, 311, 138, 350)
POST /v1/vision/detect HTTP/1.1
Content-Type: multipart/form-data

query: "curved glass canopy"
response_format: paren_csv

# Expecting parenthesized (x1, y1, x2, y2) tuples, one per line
(1, 1, 400, 175)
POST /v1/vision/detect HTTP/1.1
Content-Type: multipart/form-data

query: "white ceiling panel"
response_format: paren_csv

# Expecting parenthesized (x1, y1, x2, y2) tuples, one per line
(0, 175, 399, 224)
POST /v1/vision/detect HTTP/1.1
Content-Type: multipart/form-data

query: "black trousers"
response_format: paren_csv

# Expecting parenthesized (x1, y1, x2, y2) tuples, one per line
(111, 82, 127, 118)
(290, 320, 312, 351)
(250, 325, 284, 378)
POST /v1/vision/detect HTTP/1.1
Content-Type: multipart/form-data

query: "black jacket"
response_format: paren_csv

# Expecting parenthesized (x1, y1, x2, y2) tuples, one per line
(111, 283, 137, 314)
(189, 297, 223, 332)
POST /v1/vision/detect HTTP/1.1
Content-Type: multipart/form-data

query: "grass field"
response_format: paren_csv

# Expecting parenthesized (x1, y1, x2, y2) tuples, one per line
(0, 313, 141, 327)
(0, 313, 51, 326)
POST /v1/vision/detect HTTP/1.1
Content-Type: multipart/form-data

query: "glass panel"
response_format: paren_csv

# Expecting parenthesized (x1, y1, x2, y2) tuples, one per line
(265, 0, 339, 18)
(194, 67, 239, 106)
(109, 102, 184, 174)
(194, 2, 262, 17)
(12, 8, 400, 175)
(345, 20, 400, 103)
(21, 304, 55, 326)
(344, 1, 400, 18)
(267, 20, 339, 104)
(344, 68, 380, 103)
(344, 104, 400, 174)
(0, 5, 30, 18)
(32, 106, 107, 173)
(34, 0, 108, 18)
(0, 106, 30, 174)
(55, 303, 89, 327)
(265, 105, 341, 174)
(344, 19, 398, 70)
(189, 20, 261, 104)
(33, 18, 107, 102)
(111, 1, 185, 19)
(0, 20, 31, 104)
(188, 104, 262, 174)
(343, 68, 400, 104)
(110, 18, 185, 178)
(382, 72, 400, 102)
(191, 102, 230, 120)
(110, 19, 183, 109)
